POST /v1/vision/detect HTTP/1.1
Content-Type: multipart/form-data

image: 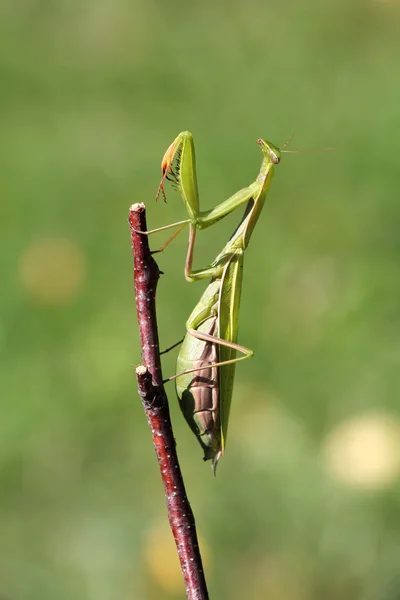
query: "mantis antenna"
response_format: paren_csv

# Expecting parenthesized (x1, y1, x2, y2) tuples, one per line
(281, 132, 296, 150)
(280, 131, 335, 154)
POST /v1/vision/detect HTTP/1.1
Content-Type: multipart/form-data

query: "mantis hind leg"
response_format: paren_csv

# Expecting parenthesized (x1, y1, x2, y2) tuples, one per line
(160, 337, 184, 355)
(165, 328, 253, 383)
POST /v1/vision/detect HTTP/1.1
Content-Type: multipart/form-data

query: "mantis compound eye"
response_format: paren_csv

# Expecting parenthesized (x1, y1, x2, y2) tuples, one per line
(270, 151, 280, 164)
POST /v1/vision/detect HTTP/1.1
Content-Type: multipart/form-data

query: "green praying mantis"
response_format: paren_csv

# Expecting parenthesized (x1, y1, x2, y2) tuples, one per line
(149, 131, 289, 471)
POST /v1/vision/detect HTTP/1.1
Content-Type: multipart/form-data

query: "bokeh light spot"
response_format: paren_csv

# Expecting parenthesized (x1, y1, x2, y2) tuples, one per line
(143, 519, 209, 593)
(19, 238, 86, 305)
(243, 554, 310, 600)
(322, 412, 400, 490)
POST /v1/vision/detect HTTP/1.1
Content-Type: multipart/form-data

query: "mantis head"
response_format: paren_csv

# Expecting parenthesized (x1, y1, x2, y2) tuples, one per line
(257, 138, 281, 164)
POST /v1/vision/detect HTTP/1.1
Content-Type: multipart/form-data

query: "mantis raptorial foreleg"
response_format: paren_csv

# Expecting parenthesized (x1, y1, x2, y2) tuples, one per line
(141, 132, 261, 279)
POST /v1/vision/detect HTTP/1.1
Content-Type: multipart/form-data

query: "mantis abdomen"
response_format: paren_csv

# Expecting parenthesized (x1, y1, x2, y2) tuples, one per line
(177, 314, 222, 461)
(175, 256, 251, 469)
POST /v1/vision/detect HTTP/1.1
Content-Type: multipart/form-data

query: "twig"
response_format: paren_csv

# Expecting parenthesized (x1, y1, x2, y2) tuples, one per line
(129, 203, 209, 600)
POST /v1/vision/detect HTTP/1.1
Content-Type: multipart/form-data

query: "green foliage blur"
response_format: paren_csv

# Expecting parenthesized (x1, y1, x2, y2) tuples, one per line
(1, 0, 400, 598)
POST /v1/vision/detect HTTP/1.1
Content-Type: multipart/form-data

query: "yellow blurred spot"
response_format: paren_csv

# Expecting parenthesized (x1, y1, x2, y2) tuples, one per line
(143, 518, 210, 593)
(322, 412, 400, 490)
(229, 553, 311, 600)
(19, 238, 86, 305)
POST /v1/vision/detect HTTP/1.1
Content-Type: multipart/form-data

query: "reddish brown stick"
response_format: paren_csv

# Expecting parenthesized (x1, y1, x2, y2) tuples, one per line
(129, 203, 209, 600)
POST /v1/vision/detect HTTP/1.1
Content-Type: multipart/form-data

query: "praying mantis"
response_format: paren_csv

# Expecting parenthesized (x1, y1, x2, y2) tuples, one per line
(151, 132, 300, 470)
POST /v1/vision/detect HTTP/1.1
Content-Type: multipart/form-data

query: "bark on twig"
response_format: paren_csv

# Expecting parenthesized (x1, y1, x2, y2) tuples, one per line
(129, 203, 209, 600)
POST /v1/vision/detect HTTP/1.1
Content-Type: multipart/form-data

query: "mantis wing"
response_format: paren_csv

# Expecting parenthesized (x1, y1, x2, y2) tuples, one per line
(217, 252, 244, 455)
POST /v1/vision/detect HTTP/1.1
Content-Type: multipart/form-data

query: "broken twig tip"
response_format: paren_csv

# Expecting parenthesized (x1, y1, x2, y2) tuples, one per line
(136, 364, 148, 376)
(130, 202, 146, 213)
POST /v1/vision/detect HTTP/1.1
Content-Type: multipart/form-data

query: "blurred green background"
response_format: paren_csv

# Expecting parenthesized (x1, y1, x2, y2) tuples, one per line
(2, 0, 400, 598)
